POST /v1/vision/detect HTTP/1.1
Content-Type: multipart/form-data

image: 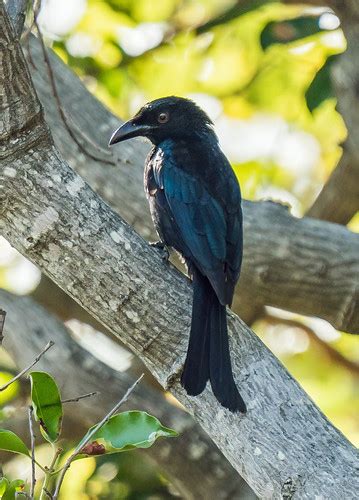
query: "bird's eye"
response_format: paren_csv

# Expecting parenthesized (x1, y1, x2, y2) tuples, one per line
(157, 111, 169, 124)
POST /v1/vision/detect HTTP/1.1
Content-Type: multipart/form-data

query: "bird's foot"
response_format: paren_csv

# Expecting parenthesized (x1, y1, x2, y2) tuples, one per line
(149, 241, 170, 262)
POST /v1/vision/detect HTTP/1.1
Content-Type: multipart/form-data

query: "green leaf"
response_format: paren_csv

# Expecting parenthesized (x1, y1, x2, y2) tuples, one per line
(77, 411, 177, 458)
(0, 478, 9, 497)
(197, 0, 271, 34)
(306, 55, 337, 112)
(10, 480, 25, 490)
(0, 429, 30, 457)
(29, 371, 63, 443)
(1, 480, 26, 500)
(0, 479, 19, 500)
(261, 16, 324, 49)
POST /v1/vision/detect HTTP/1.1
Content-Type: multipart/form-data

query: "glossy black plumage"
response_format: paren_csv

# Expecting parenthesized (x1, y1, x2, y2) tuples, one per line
(109, 96, 246, 412)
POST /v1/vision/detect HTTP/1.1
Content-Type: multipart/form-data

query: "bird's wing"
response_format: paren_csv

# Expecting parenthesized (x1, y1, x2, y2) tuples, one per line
(157, 161, 232, 303)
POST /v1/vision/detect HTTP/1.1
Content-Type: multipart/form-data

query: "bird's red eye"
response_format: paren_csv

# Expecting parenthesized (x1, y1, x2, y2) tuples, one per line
(157, 111, 169, 124)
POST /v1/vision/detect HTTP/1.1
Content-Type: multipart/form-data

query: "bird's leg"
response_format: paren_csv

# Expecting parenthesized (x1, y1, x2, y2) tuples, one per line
(149, 240, 170, 262)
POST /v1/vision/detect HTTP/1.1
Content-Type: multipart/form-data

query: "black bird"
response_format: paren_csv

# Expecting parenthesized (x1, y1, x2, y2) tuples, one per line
(109, 96, 246, 412)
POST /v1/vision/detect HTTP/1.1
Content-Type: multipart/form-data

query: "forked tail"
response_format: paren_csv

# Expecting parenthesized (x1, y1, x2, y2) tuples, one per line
(181, 270, 246, 412)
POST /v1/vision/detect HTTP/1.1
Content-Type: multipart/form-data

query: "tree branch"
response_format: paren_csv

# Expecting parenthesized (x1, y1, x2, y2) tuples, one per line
(28, 405, 36, 499)
(305, 2, 359, 224)
(33, 14, 116, 167)
(1, 289, 254, 500)
(1, 6, 358, 497)
(61, 391, 98, 404)
(0, 340, 54, 392)
(24, 35, 359, 334)
(0, 309, 6, 345)
(306, 151, 359, 224)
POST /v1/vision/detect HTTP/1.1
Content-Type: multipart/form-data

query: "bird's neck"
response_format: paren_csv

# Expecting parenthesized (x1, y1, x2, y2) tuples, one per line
(154, 128, 218, 150)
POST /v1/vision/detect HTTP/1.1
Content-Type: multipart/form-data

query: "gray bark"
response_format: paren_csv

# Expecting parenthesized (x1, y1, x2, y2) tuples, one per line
(306, 152, 359, 224)
(0, 5, 358, 498)
(1, 289, 255, 500)
(4, 0, 27, 36)
(24, 35, 359, 333)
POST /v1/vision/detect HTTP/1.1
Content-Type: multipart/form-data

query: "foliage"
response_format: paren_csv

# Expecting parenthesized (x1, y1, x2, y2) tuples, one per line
(0, 478, 26, 500)
(0, 370, 177, 499)
(52, 0, 346, 213)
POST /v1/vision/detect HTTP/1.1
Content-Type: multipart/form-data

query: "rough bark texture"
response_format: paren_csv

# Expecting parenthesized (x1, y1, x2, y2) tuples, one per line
(4, 0, 27, 36)
(306, 151, 359, 224)
(23, 35, 359, 334)
(1, 5, 358, 498)
(1, 289, 255, 500)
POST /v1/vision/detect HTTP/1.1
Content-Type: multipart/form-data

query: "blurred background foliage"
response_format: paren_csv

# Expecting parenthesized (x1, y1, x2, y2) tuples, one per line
(1, 0, 358, 498)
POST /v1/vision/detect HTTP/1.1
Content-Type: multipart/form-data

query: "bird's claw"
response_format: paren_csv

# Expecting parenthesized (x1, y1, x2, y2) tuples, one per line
(150, 241, 170, 262)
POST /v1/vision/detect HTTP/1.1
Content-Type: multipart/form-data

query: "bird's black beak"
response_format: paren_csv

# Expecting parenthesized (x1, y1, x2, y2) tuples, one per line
(109, 120, 149, 146)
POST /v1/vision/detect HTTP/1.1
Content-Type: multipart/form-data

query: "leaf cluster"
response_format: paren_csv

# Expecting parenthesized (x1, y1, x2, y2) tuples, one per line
(0, 371, 177, 499)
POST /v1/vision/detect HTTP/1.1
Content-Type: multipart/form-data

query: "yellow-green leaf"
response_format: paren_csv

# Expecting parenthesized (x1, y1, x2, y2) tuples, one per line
(0, 429, 29, 457)
(77, 411, 177, 458)
(29, 371, 63, 443)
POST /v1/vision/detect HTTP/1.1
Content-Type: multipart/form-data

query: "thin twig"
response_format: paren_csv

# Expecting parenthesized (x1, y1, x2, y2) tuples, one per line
(42, 489, 53, 499)
(0, 341, 54, 392)
(28, 406, 36, 499)
(21, 0, 42, 41)
(52, 374, 144, 499)
(33, 16, 116, 166)
(0, 309, 6, 345)
(61, 391, 99, 404)
(263, 314, 359, 376)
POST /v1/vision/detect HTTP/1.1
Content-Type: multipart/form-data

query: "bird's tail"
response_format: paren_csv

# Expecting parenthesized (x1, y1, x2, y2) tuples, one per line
(181, 270, 246, 412)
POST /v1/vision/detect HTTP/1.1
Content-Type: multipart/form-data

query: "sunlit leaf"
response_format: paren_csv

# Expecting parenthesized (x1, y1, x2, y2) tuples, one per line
(261, 16, 324, 49)
(197, 0, 271, 34)
(0, 372, 19, 405)
(29, 371, 63, 443)
(0, 478, 25, 500)
(131, 0, 177, 22)
(0, 429, 30, 457)
(0, 478, 9, 496)
(77, 411, 177, 458)
(0, 479, 25, 500)
(58, 453, 96, 499)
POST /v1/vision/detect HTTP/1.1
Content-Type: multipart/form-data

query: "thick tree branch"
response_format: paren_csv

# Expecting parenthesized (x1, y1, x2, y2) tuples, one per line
(0, 6, 358, 497)
(306, 2, 359, 224)
(24, 35, 359, 334)
(306, 151, 359, 224)
(1, 289, 254, 500)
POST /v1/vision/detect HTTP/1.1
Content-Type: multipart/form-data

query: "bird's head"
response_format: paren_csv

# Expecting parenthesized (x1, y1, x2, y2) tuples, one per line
(109, 96, 215, 146)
